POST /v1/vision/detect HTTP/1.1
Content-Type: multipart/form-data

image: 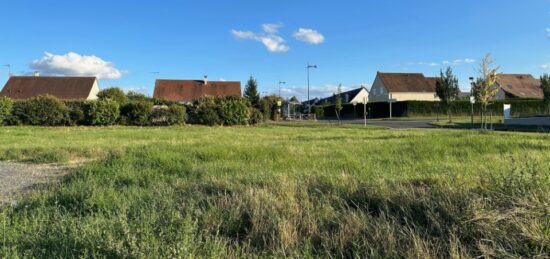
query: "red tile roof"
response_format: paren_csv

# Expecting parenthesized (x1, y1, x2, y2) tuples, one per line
(153, 79, 241, 102)
(0, 76, 98, 100)
(378, 72, 436, 93)
(496, 74, 542, 99)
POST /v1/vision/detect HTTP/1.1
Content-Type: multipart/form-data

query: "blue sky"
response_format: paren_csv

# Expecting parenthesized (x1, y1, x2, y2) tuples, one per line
(1, 0, 549, 100)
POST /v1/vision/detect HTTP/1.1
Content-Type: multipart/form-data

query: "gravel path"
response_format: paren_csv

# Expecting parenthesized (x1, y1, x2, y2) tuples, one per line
(0, 161, 71, 206)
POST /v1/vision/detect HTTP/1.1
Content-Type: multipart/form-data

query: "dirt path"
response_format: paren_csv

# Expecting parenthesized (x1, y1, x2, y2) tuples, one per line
(0, 161, 72, 206)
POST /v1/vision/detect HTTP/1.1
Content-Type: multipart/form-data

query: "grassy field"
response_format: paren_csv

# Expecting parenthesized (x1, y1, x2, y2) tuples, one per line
(0, 124, 549, 258)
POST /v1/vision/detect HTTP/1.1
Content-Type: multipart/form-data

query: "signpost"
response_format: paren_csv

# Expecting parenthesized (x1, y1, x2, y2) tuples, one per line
(470, 96, 476, 126)
(363, 96, 367, 127)
(388, 93, 397, 119)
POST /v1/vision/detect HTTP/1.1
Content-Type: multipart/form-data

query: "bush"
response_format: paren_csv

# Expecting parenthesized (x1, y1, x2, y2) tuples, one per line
(126, 91, 150, 103)
(249, 108, 264, 125)
(192, 97, 221, 126)
(217, 96, 250, 126)
(311, 105, 324, 119)
(260, 99, 272, 121)
(65, 101, 86, 125)
(17, 95, 69, 126)
(84, 99, 120, 126)
(97, 88, 127, 105)
(0, 97, 13, 125)
(150, 104, 187, 126)
(121, 101, 154, 126)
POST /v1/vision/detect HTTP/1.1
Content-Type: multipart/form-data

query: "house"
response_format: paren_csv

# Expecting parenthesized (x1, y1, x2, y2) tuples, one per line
(368, 72, 439, 102)
(316, 86, 369, 105)
(493, 74, 542, 100)
(153, 76, 241, 103)
(0, 76, 100, 100)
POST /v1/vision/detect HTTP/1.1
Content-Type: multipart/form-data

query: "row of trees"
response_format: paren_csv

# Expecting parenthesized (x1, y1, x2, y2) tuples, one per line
(436, 54, 550, 129)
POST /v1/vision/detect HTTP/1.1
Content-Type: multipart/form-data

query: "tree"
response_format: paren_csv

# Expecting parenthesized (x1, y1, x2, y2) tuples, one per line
(472, 54, 500, 129)
(541, 74, 550, 115)
(289, 96, 299, 103)
(334, 84, 343, 123)
(244, 76, 260, 107)
(97, 87, 127, 105)
(435, 67, 460, 123)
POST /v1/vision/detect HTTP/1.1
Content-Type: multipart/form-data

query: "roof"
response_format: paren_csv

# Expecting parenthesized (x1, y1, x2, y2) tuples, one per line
(377, 72, 436, 93)
(317, 87, 367, 104)
(496, 74, 542, 99)
(153, 79, 241, 102)
(0, 76, 97, 100)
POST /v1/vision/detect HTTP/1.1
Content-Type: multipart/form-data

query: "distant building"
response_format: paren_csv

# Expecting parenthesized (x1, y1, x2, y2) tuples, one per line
(369, 72, 439, 102)
(316, 86, 369, 105)
(493, 74, 542, 100)
(0, 76, 100, 100)
(153, 76, 241, 103)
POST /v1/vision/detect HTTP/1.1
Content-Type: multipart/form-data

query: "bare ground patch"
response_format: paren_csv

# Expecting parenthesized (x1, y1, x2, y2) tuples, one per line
(0, 161, 75, 206)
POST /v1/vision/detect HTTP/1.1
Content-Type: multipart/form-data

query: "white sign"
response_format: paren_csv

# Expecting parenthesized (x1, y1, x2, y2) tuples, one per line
(470, 96, 476, 104)
(503, 104, 511, 120)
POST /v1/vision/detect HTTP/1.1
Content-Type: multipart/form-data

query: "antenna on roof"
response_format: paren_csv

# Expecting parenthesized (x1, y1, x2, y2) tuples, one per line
(3, 64, 11, 77)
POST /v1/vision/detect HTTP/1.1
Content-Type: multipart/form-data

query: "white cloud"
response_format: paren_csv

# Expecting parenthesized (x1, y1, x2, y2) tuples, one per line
(31, 52, 123, 80)
(464, 58, 476, 64)
(219, 78, 227, 82)
(293, 28, 325, 45)
(262, 23, 283, 34)
(541, 64, 550, 69)
(547, 28, 550, 39)
(231, 25, 290, 53)
(409, 58, 475, 67)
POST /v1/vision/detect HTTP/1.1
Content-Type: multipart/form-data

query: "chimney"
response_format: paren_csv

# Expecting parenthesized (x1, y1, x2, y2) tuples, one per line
(203, 75, 208, 85)
(33, 71, 40, 77)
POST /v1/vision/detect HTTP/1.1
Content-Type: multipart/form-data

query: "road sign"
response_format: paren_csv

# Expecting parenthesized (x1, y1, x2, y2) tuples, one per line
(470, 96, 476, 104)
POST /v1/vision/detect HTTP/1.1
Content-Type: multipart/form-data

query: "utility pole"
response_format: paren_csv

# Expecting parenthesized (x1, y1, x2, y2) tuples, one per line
(364, 96, 367, 127)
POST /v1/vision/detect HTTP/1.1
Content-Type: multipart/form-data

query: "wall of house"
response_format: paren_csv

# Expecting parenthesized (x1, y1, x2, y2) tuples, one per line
(391, 92, 439, 102)
(492, 89, 506, 100)
(368, 76, 389, 102)
(86, 80, 100, 100)
(350, 89, 369, 104)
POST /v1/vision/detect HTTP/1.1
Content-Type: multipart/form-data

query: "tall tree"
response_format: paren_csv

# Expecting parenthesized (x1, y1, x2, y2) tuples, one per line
(289, 96, 299, 103)
(541, 74, 550, 115)
(435, 67, 460, 123)
(244, 76, 260, 107)
(334, 84, 343, 123)
(472, 54, 500, 129)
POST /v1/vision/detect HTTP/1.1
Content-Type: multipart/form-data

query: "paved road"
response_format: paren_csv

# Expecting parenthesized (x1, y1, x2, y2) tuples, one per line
(320, 119, 436, 129)
(504, 117, 550, 126)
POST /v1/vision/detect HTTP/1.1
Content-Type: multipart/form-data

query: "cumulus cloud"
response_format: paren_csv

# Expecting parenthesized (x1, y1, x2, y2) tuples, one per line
(541, 64, 550, 69)
(410, 58, 475, 67)
(547, 28, 550, 39)
(293, 28, 325, 45)
(231, 23, 290, 53)
(262, 23, 283, 34)
(30, 52, 123, 80)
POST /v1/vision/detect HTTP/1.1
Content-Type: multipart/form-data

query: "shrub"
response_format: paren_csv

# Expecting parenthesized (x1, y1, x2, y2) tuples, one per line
(121, 100, 154, 126)
(150, 104, 187, 126)
(217, 96, 250, 126)
(84, 99, 120, 126)
(311, 105, 324, 119)
(260, 99, 272, 121)
(126, 91, 150, 103)
(18, 95, 69, 126)
(97, 88, 127, 105)
(65, 101, 86, 125)
(192, 97, 221, 126)
(249, 108, 264, 125)
(0, 96, 13, 125)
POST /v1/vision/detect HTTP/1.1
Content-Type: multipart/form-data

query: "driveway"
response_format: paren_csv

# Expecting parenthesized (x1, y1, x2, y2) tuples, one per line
(319, 119, 437, 129)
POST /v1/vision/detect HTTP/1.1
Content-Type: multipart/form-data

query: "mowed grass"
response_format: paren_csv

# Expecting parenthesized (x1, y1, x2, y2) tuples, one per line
(0, 124, 549, 258)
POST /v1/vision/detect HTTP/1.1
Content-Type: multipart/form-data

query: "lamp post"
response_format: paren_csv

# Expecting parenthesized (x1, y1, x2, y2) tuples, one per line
(306, 63, 317, 113)
(278, 81, 286, 98)
(363, 96, 367, 127)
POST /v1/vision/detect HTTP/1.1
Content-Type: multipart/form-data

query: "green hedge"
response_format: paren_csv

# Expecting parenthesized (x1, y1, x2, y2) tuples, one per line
(189, 96, 252, 126)
(322, 99, 548, 119)
(0, 97, 14, 125)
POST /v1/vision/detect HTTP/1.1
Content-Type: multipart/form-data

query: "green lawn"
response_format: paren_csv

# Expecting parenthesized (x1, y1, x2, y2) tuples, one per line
(0, 124, 549, 258)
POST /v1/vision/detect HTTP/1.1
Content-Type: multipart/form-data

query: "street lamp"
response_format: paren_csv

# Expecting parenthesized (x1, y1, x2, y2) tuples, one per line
(306, 63, 317, 113)
(278, 81, 286, 98)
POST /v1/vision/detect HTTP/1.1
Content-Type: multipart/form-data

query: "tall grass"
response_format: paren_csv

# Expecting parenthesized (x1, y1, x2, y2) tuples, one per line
(0, 125, 549, 257)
